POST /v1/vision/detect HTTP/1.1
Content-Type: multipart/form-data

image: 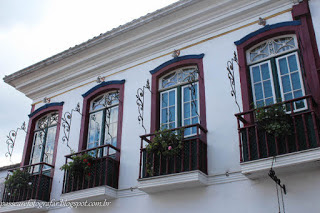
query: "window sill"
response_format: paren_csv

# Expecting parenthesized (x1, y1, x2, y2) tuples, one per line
(60, 185, 117, 202)
(137, 170, 208, 194)
(240, 147, 320, 179)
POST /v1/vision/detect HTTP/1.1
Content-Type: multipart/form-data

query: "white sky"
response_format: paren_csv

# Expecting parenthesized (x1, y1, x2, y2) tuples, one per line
(0, 0, 178, 167)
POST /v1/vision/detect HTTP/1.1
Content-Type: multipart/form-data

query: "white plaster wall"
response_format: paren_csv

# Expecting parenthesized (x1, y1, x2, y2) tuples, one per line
(310, 0, 320, 49)
(17, 1, 320, 213)
(47, 170, 320, 213)
(0, 170, 8, 201)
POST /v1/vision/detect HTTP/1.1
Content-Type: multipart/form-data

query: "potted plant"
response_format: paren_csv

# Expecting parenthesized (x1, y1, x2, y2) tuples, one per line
(60, 153, 94, 179)
(145, 128, 183, 176)
(5, 169, 31, 196)
(255, 104, 292, 137)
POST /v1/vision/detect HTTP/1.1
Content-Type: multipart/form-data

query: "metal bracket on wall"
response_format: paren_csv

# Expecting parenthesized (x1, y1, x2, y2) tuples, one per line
(136, 79, 151, 133)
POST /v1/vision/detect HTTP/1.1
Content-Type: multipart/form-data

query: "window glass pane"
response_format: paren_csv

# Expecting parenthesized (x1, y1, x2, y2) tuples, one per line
(261, 64, 270, 80)
(105, 106, 118, 148)
(281, 75, 292, 93)
(30, 132, 44, 165)
(184, 103, 190, 119)
(161, 93, 168, 107)
(162, 72, 177, 88)
(169, 122, 175, 129)
(161, 109, 168, 123)
(49, 113, 58, 126)
(169, 106, 175, 122)
(279, 58, 289, 75)
(43, 126, 56, 168)
(192, 117, 198, 134)
(169, 90, 175, 106)
(256, 100, 264, 107)
(191, 102, 198, 117)
(263, 80, 273, 98)
(288, 55, 298, 72)
(265, 98, 274, 106)
(291, 72, 301, 90)
(161, 124, 168, 130)
(284, 93, 293, 101)
(92, 95, 105, 111)
(183, 87, 190, 102)
(293, 90, 303, 99)
(87, 111, 103, 148)
(294, 90, 305, 109)
(106, 92, 119, 106)
(184, 119, 191, 135)
(109, 107, 118, 123)
(192, 84, 198, 99)
(254, 83, 263, 101)
(252, 66, 261, 83)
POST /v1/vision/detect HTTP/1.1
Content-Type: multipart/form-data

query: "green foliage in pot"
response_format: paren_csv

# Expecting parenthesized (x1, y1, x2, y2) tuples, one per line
(146, 128, 183, 157)
(145, 128, 183, 176)
(60, 153, 94, 178)
(5, 169, 31, 196)
(255, 104, 292, 137)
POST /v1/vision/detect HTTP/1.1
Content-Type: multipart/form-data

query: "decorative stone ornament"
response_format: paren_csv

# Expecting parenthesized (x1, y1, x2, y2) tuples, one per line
(96, 76, 105, 83)
(258, 17, 266, 26)
(172, 49, 180, 58)
(43, 97, 51, 103)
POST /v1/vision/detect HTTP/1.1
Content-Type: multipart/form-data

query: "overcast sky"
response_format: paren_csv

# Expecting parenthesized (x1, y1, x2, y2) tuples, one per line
(0, 0, 178, 167)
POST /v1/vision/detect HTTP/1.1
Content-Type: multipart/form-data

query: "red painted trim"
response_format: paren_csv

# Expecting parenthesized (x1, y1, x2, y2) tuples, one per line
(150, 58, 207, 133)
(21, 105, 63, 168)
(78, 83, 125, 160)
(236, 2, 320, 113)
(30, 105, 35, 113)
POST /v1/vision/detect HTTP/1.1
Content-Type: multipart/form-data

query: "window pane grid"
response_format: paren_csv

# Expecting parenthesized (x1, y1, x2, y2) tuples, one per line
(182, 84, 199, 136)
(276, 52, 306, 111)
(160, 89, 177, 129)
(250, 61, 275, 107)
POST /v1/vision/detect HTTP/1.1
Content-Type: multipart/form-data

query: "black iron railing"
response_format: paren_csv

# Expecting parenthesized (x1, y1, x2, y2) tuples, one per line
(139, 124, 207, 179)
(2, 162, 54, 202)
(62, 144, 120, 193)
(235, 95, 320, 162)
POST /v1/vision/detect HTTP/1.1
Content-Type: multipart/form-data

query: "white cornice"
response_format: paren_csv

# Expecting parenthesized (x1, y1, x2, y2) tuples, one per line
(4, 0, 294, 100)
(3, 0, 200, 84)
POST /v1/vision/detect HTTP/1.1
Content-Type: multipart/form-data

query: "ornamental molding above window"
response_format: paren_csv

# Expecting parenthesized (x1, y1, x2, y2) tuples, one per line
(246, 35, 298, 65)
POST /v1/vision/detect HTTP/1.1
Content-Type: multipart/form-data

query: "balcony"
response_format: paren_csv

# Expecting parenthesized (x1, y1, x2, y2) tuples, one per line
(235, 95, 320, 178)
(138, 124, 208, 193)
(1, 163, 53, 203)
(61, 144, 119, 201)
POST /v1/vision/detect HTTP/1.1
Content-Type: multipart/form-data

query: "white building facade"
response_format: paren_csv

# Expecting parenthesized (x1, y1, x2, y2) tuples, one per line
(1, 0, 320, 212)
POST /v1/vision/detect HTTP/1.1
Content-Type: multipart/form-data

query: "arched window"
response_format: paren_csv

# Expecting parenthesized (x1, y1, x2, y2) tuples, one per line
(247, 35, 306, 111)
(29, 112, 59, 170)
(159, 66, 199, 136)
(87, 91, 119, 155)
(22, 102, 64, 168)
(78, 80, 125, 153)
(149, 54, 206, 134)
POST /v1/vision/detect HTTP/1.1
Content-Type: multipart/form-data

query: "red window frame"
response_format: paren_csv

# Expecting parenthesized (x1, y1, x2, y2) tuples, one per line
(78, 80, 125, 160)
(149, 55, 207, 133)
(235, 0, 320, 113)
(21, 102, 64, 168)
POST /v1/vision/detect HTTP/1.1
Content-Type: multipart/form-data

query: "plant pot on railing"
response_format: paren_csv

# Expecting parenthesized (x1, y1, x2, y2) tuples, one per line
(4, 169, 32, 197)
(255, 104, 292, 137)
(60, 153, 94, 180)
(145, 128, 183, 176)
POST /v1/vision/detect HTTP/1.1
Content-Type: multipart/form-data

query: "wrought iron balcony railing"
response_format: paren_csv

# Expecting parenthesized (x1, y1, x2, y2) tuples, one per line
(62, 144, 120, 194)
(235, 95, 320, 162)
(2, 162, 54, 202)
(139, 124, 207, 179)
